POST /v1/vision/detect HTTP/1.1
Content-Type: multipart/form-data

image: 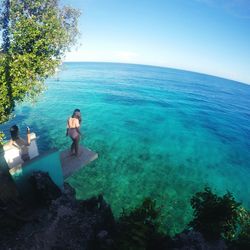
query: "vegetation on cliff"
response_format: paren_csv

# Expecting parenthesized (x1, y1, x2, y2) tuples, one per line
(189, 187, 250, 249)
(115, 197, 168, 250)
(114, 187, 250, 249)
(0, 171, 250, 249)
(190, 187, 241, 240)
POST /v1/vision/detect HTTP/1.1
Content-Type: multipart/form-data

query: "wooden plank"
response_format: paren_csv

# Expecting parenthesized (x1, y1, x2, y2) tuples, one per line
(60, 146, 98, 179)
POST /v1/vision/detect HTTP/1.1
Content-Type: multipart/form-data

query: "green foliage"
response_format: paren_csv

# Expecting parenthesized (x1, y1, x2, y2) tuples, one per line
(190, 187, 241, 240)
(116, 197, 166, 250)
(0, 131, 5, 145)
(0, 0, 80, 123)
(229, 207, 250, 249)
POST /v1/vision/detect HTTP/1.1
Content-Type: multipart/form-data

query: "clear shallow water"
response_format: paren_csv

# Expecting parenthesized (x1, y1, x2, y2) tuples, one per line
(1, 62, 250, 234)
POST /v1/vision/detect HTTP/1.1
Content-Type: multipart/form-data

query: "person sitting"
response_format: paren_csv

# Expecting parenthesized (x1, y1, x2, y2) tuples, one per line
(9, 125, 31, 162)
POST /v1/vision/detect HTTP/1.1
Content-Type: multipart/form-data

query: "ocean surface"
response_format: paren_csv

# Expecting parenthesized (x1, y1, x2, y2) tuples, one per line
(1, 62, 250, 234)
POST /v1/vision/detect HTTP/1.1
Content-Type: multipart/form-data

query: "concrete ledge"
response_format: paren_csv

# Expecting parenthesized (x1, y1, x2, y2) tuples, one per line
(60, 146, 98, 179)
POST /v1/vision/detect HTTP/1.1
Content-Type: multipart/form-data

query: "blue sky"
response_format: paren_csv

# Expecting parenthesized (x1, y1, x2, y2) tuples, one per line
(63, 0, 250, 84)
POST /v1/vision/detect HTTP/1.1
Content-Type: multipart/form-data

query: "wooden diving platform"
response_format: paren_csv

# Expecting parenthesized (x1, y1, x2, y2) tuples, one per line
(60, 146, 98, 179)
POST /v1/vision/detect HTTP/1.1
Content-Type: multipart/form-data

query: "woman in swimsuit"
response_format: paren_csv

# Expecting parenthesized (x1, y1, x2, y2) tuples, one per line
(66, 109, 82, 156)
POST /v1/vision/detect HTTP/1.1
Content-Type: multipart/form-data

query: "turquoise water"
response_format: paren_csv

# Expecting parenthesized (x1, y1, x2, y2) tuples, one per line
(1, 62, 250, 234)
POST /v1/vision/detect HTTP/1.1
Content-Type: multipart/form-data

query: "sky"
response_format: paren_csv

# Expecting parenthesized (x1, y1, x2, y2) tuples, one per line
(63, 0, 250, 84)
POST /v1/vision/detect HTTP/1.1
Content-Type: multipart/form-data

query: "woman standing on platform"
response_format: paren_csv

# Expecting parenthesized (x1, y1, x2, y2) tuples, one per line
(66, 109, 82, 156)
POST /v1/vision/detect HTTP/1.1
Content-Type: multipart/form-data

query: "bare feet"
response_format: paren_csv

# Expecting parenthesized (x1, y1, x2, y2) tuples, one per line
(75, 151, 83, 159)
(67, 150, 75, 157)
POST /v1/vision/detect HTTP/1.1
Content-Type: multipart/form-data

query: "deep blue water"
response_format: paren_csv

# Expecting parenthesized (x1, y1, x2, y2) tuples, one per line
(1, 62, 250, 234)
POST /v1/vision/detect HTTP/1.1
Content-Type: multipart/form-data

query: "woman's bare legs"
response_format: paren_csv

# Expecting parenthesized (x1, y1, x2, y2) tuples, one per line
(74, 135, 80, 156)
(70, 140, 75, 155)
(70, 135, 80, 157)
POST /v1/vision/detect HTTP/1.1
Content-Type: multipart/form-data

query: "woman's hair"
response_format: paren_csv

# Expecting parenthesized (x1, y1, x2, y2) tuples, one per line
(72, 109, 81, 123)
(10, 125, 19, 140)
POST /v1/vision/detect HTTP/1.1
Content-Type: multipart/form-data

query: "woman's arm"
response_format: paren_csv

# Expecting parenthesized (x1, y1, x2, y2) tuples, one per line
(66, 118, 70, 136)
(26, 127, 31, 145)
(78, 115, 82, 124)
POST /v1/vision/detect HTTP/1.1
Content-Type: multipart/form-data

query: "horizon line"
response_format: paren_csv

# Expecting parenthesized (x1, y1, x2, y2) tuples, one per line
(63, 60, 250, 86)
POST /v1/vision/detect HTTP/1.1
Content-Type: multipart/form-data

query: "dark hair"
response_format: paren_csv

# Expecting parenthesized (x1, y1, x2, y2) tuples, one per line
(10, 125, 19, 140)
(72, 108, 81, 123)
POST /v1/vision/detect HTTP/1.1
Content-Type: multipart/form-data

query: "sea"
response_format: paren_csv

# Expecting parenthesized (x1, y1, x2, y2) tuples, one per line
(1, 62, 250, 234)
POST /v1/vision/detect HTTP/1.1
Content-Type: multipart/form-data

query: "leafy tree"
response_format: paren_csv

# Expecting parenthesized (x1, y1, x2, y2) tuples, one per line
(116, 198, 171, 250)
(0, 0, 80, 216)
(189, 187, 241, 240)
(0, 0, 80, 124)
(230, 207, 250, 249)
